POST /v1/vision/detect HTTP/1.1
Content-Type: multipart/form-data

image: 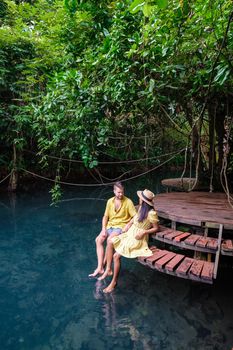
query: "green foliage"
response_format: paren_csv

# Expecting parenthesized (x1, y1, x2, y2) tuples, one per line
(49, 179, 62, 206)
(0, 0, 233, 187)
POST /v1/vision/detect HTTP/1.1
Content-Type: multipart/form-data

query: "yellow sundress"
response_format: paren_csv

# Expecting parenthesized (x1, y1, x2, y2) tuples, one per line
(111, 210, 159, 258)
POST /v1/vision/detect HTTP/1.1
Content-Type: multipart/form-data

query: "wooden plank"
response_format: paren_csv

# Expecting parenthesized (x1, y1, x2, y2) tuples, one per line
(164, 230, 184, 240)
(154, 252, 176, 269)
(221, 239, 233, 251)
(176, 257, 194, 276)
(165, 254, 185, 272)
(138, 251, 214, 284)
(184, 234, 201, 246)
(145, 249, 169, 267)
(153, 230, 219, 254)
(174, 232, 191, 242)
(189, 260, 204, 277)
(201, 261, 214, 281)
(137, 246, 158, 264)
(206, 238, 218, 250)
(196, 236, 208, 248)
(150, 246, 158, 253)
(156, 228, 174, 238)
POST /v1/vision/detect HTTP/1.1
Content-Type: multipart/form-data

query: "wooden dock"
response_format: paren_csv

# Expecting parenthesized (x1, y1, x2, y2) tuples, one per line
(138, 192, 233, 284)
(154, 191, 233, 229)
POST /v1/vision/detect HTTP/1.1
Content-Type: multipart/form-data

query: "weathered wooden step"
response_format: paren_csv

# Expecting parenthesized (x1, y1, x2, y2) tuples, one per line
(138, 246, 214, 284)
(152, 226, 218, 254)
(176, 257, 193, 276)
(165, 253, 185, 272)
(185, 234, 202, 246)
(206, 238, 218, 250)
(144, 249, 169, 268)
(201, 261, 215, 281)
(196, 236, 209, 248)
(156, 227, 174, 238)
(189, 260, 205, 278)
(221, 240, 233, 256)
(174, 232, 191, 242)
(154, 251, 177, 269)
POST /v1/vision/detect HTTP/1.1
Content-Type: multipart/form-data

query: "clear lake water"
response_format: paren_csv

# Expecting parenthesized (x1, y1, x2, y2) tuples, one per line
(0, 174, 233, 350)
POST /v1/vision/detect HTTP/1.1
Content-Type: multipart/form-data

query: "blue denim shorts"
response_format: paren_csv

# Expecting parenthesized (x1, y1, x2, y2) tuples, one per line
(107, 227, 122, 236)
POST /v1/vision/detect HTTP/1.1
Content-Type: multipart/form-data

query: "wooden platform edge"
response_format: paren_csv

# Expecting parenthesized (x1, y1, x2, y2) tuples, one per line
(152, 226, 233, 256)
(152, 233, 218, 254)
(137, 246, 214, 285)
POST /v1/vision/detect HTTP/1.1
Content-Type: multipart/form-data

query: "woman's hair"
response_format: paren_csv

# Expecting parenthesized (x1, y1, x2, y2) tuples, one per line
(138, 201, 152, 222)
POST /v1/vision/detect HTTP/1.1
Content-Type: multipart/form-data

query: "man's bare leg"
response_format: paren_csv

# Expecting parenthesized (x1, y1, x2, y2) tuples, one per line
(98, 238, 114, 280)
(103, 252, 121, 293)
(89, 234, 106, 277)
(103, 251, 107, 267)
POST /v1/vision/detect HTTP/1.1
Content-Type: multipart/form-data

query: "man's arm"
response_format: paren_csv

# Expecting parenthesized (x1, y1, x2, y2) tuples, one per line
(100, 215, 108, 238)
(100, 199, 111, 237)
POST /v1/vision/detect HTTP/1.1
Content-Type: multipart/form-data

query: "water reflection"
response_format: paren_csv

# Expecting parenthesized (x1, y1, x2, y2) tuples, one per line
(93, 279, 153, 349)
(94, 280, 117, 334)
(90, 262, 233, 350)
(0, 181, 233, 350)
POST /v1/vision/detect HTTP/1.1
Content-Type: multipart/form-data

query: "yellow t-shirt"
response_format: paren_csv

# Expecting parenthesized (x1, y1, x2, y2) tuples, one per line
(104, 196, 136, 229)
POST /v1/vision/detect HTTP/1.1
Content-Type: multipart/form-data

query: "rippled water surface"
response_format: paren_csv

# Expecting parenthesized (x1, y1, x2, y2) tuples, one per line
(0, 179, 233, 350)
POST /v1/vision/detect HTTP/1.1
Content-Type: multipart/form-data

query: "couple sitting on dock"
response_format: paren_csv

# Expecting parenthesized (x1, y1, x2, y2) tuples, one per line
(89, 181, 159, 293)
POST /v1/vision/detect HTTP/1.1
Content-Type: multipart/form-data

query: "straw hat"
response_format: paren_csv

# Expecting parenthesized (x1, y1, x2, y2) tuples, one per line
(137, 189, 155, 206)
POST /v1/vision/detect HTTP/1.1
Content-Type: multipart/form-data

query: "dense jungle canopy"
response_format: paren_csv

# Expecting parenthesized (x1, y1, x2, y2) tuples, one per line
(0, 0, 233, 197)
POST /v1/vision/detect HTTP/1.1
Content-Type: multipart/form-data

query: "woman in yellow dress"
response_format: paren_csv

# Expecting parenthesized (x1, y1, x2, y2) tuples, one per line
(99, 189, 159, 293)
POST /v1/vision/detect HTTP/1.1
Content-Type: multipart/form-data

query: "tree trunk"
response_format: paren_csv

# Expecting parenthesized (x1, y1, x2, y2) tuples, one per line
(8, 144, 18, 192)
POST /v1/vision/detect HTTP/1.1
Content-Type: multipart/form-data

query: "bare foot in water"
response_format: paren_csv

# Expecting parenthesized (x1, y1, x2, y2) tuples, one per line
(103, 281, 117, 293)
(88, 268, 104, 277)
(97, 269, 113, 281)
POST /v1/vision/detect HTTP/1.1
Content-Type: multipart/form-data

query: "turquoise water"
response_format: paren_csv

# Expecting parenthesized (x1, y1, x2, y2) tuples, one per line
(0, 178, 233, 350)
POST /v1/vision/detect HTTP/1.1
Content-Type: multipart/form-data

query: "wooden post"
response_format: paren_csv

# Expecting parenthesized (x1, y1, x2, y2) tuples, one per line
(171, 221, 176, 230)
(203, 224, 212, 262)
(213, 224, 223, 279)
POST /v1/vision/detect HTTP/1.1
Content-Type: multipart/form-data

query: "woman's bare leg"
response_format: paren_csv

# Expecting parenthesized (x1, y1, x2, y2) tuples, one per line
(103, 253, 121, 293)
(103, 230, 120, 266)
(98, 238, 114, 280)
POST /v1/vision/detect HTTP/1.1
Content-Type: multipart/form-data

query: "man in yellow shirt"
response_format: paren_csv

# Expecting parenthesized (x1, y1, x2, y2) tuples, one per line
(89, 181, 136, 277)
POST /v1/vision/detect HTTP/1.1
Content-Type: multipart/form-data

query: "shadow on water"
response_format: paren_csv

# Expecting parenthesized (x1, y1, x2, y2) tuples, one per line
(0, 173, 233, 350)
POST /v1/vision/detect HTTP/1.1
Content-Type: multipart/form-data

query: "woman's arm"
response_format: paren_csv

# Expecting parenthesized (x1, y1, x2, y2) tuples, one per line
(122, 217, 134, 233)
(135, 222, 159, 240)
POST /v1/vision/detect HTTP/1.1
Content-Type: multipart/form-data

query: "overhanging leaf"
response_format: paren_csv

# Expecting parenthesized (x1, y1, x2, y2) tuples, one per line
(156, 0, 168, 9)
(213, 66, 230, 85)
(129, 0, 145, 14)
(149, 79, 155, 92)
(143, 4, 153, 17)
